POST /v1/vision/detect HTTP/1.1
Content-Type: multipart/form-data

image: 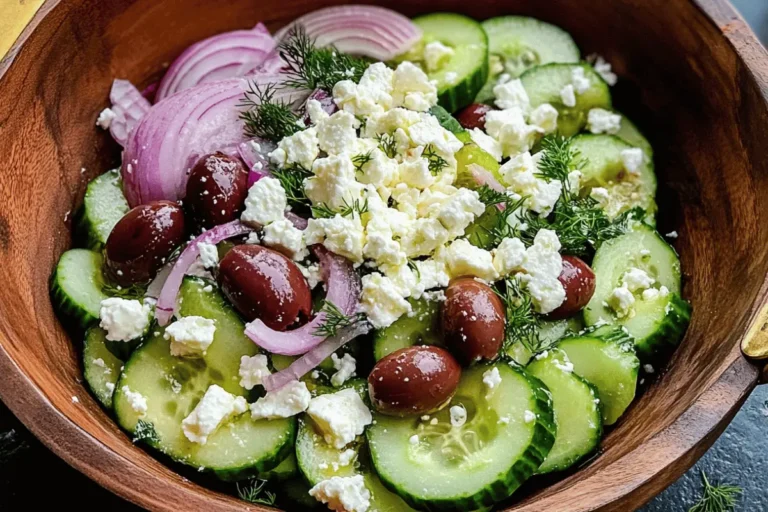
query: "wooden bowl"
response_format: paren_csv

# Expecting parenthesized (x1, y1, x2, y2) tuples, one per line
(0, 0, 765, 510)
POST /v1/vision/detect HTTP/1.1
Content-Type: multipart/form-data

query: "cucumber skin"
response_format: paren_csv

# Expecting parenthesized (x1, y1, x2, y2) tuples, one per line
(368, 363, 556, 512)
(50, 249, 108, 330)
(213, 431, 297, 482)
(75, 169, 129, 251)
(83, 326, 123, 409)
(634, 294, 692, 361)
(438, 58, 489, 113)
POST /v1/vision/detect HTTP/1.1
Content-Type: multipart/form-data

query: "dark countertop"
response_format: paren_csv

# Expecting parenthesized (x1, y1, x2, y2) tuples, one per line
(1, 1, 767, 510)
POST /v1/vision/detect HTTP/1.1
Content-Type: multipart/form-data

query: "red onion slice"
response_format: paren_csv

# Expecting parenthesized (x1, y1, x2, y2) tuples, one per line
(285, 212, 308, 231)
(263, 322, 370, 392)
(155, 23, 278, 101)
(237, 137, 275, 186)
(244, 246, 360, 356)
(303, 89, 338, 124)
(122, 74, 302, 207)
(469, 163, 508, 211)
(155, 220, 252, 325)
(275, 5, 421, 61)
(108, 79, 152, 147)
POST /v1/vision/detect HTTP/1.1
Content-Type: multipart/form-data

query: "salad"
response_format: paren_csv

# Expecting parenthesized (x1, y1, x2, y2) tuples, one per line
(51, 6, 692, 511)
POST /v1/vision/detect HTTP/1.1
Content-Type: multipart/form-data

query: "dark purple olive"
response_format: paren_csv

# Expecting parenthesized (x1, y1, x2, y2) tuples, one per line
(548, 256, 597, 320)
(441, 277, 505, 365)
(368, 346, 461, 416)
(218, 245, 312, 331)
(185, 152, 248, 230)
(456, 103, 493, 131)
(104, 201, 186, 286)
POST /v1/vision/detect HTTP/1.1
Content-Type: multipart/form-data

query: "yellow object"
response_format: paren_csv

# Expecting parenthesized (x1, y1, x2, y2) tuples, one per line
(0, 0, 45, 59)
(742, 300, 768, 360)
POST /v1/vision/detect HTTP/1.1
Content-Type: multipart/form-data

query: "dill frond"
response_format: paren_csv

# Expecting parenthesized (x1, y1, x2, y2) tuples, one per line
(239, 83, 302, 143)
(423, 144, 449, 175)
(313, 300, 368, 338)
(376, 133, 398, 158)
(688, 472, 741, 512)
(236, 479, 277, 505)
(493, 278, 542, 354)
(272, 164, 313, 210)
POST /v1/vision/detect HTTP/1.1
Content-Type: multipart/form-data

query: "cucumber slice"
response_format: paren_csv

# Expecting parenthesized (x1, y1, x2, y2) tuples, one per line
(259, 453, 298, 482)
(557, 334, 639, 425)
(455, 144, 503, 190)
(114, 278, 294, 478)
(412, 13, 489, 112)
(83, 326, 124, 409)
(51, 249, 109, 329)
(520, 63, 611, 136)
(477, 16, 580, 103)
(504, 317, 584, 366)
(615, 114, 654, 159)
(584, 225, 691, 359)
(571, 134, 657, 220)
(296, 418, 418, 511)
(373, 298, 442, 361)
(279, 478, 322, 510)
(526, 349, 602, 473)
(76, 169, 130, 250)
(367, 362, 555, 511)
(465, 206, 499, 251)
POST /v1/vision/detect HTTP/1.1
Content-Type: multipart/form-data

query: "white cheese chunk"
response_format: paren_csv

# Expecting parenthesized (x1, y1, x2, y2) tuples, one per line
(309, 475, 371, 512)
(571, 66, 592, 94)
(587, 108, 622, 134)
(197, 242, 219, 269)
(484, 107, 543, 157)
(622, 267, 655, 292)
(307, 388, 372, 449)
(620, 148, 645, 175)
(499, 152, 562, 216)
(249, 380, 311, 420)
(269, 127, 319, 169)
(450, 405, 467, 427)
(591, 55, 618, 86)
(121, 385, 148, 416)
(492, 237, 527, 277)
(493, 79, 530, 111)
(423, 41, 455, 72)
(392, 61, 438, 112)
(181, 384, 247, 444)
(439, 239, 499, 282)
(305, 214, 366, 263)
(305, 155, 365, 210)
(96, 107, 116, 129)
(239, 354, 271, 390)
(306, 99, 330, 125)
(483, 367, 502, 390)
(164, 316, 216, 358)
(468, 128, 503, 162)
(330, 353, 357, 387)
(333, 62, 395, 117)
(559, 84, 577, 108)
(517, 229, 565, 314)
(608, 285, 636, 318)
(99, 298, 152, 342)
(262, 218, 308, 260)
(528, 103, 559, 134)
(241, 177, 287, 227)
(316, 111, 360, 156)
(360, 272, 412, 328)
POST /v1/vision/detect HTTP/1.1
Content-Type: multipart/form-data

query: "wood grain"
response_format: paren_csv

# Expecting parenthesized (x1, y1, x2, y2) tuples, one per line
(0, 0, 764, 511)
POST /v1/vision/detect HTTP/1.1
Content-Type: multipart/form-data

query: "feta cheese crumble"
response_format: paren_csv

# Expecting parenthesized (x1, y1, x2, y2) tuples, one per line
(423, 41, 455, 72)
(523, 410, 536, 423)
(164, 316, 216, 358)
(499, 151, 562, 216)
(607, 285, 636, 318)
(307, 388, 372, 449)
(516, 229, 566, 314)
(96, 107, 116, 129)
(468, 128, 503, 162)
(493, 79, 530, 111)
(559, 84, 577, 108)
(483, 367, 502, 390)
(262, 218, 309, 260)
(590, 55, 618, 86)
(239, 354, 271, 390)
(197, 242, 219, 269)
(181, 384, 247, 444)
(121, 385, 148, 416)
(587, 108, 622, 135)
(330, 353, 357, 387)
(360, 272, 413, 329)
(309, 475, 371, 512)
(250, 380, 311, 420)
(450, 405, 467, 428)
(99, 298, 152, 342)
(620, 148, 645, 174)
(241, 177, 287, 227)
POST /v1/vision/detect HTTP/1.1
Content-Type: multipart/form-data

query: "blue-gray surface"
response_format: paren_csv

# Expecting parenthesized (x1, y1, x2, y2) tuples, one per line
(0, 2, 767, 511)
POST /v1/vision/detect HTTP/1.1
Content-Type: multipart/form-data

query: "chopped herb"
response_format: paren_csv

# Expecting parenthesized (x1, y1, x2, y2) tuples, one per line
(272, 164, 313, 210)
(688, 472, 741, 512)
(240, 83, 303, 143)
(236, 479, 277, 505)
(101, 281, 147, 300)
(376, 133, 399, 159)
(311, 198, 369, 219)
(407, 259, 421, 279)
(423, 144, 449, 175)
(473, 186, 528, 248)
(313, 300, 368, 338)
(535, 135, 585, 200)
(352, 150, 374, 173)
(133, 420, 159, 444)
(279, 26, 368, 92)
(494, 278, 542, 354)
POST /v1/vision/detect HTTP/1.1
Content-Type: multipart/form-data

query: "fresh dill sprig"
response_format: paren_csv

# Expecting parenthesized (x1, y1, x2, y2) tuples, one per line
(272, 164, 313, 210)
(236, 479, 277, 505)
(313, 300, 368, 338)
(535, 135, 586, 200)
(477, 185, 513, 208)
(494, 278, 541, 354)
(423, 144, 449, 175)
(688, 472, 741, 512)
(473, 187, 528, 248)
(376, 133, 398, 158)
(239, 83, 303, 143)
(407, 259, 421, 279)
(133, 420, 159, 444)
(311, 198, 369, 219)
(279, 26, 368, 91)
(352, 150, 374, 173)
(102, 281, 147, 300)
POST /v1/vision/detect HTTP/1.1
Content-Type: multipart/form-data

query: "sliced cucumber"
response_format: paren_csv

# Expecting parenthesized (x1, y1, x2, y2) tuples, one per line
(114, 278, 294, 478)
(83, 326, 124, 409)
(373, 298, 442, 361)
(455, 144, 503, 190)
(558, 334, 639, 425)
(279, 477, 322, 510)
(521, 63, 611, 136)
(572, 134, 657, 220)
(584, 225, 690, 359)
(477, 16, 580, 103)
(615, 114, 654, 158)
(367, 362, 555, 511)
(296, 417, 418, 511)
(504, 317, 584, 366)
(526, 350, 602, 473)
(51, 249, 109, 329)
(412, 13, 489, 112)
(465, 206, 499, 251)
(259, 453, 298, 482)
(76, 169, 130, 250)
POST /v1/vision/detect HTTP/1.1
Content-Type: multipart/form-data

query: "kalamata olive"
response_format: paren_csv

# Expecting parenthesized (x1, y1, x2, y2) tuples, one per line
(218, 245, 311, 331)
(456, 103, 493, 131)
(441, 277, 505, 365)
(105, 201, 186, 286)
(185, 152, 249, 230)
(548, 255, 596, 320)
(368, 346, 461, 416)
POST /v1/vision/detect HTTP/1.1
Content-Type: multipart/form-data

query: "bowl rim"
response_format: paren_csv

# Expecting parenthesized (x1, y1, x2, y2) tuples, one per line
(0, 0, 764, 510)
